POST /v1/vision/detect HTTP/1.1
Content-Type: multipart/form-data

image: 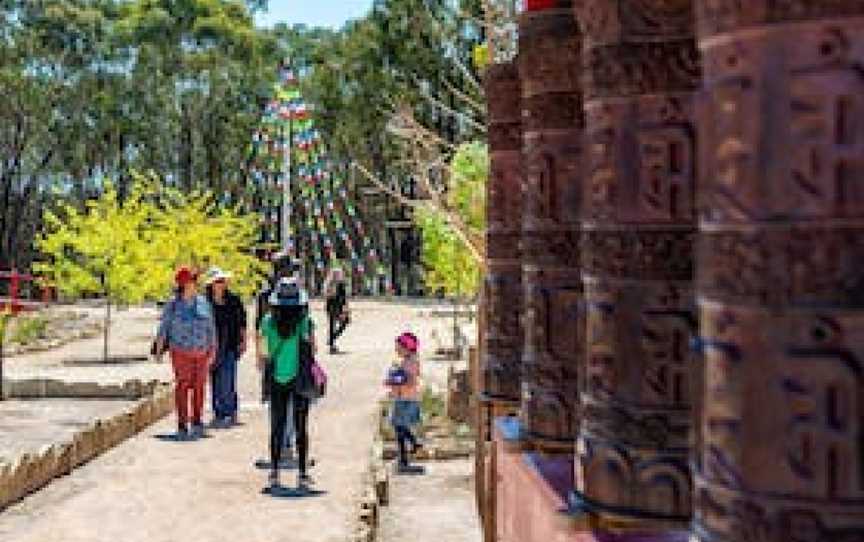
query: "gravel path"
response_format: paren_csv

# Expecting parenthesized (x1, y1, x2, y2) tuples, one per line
(0, 300, 447, 542)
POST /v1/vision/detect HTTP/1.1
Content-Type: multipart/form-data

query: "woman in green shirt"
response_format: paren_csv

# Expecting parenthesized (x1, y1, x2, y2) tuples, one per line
(256, 277, 315, 489)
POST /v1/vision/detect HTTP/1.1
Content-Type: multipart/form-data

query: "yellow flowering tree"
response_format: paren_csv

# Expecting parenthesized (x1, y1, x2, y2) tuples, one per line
(35, 175, 266, 360)
(149, 186, 268, 298)
(36, 181, 162, 360)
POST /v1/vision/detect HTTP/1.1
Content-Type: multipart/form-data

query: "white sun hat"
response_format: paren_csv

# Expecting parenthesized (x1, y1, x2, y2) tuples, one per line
(204, 267, 232, 285)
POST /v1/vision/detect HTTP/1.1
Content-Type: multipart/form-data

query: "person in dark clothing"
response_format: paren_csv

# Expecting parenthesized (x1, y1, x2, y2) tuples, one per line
(256, 253, 302, 398)
(204, 267, 247, 427)
(256, 252, 303, 460)
(257, 277, 316, 489)
(324, 267, 349, 354)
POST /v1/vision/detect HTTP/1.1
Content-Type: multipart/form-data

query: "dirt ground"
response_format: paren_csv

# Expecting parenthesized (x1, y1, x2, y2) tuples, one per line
(379, 459, 481, 542)
(0, 299, 477, 542)
(0, 399, 135, 464)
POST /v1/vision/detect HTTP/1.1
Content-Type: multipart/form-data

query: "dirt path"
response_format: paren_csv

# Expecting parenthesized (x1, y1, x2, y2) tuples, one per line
(0, 300, 440, 542)
(379, 459, 481, 542)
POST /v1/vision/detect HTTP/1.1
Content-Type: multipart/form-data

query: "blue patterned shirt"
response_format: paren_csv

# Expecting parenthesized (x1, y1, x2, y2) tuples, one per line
(157, 295, 217, 354)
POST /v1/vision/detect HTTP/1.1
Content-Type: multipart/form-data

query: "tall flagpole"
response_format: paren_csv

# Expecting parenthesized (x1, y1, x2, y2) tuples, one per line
(282, 116, 292, 254)
(281, 60, 293, 257)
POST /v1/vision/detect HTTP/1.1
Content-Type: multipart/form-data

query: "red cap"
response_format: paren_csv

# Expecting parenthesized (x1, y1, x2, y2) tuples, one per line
(175, 266, 197, 286)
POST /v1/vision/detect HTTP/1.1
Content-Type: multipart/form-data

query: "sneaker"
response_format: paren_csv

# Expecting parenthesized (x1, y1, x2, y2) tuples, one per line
(177, 424, 189, 441)
(269, 470, 280, 489)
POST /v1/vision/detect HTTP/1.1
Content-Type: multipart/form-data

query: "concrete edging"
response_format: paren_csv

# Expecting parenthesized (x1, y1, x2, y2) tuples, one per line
(0, 379, 174, 511)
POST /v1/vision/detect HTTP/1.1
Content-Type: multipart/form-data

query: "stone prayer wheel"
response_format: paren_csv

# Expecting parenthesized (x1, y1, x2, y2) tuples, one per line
(695, 1, 864, 540)
(483, 61, 523, 402)
(573, 0, 700, 526)
(518, 1, 584, 444)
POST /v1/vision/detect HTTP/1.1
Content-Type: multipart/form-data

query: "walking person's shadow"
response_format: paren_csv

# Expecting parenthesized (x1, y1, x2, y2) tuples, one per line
(153, 433, 214, 442)
(253, 458, 317, 470)
(262, 485, 328, 498)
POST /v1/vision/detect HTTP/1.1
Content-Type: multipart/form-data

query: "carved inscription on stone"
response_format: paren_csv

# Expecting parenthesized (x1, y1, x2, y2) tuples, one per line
(518, 7, 584, 443)
(695, 8, 864, 541)
(697, 0, 864, 37)
(699, 23, 864, 223)
(575, 0, 698, 524)
(483, 61, 523, 402)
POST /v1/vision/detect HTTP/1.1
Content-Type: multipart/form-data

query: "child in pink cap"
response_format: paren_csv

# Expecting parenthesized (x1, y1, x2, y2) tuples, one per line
(385, 332, 422, 471)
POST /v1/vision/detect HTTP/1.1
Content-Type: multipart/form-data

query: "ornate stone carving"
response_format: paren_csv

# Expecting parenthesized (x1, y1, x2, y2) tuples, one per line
(699, 21, 864, 224)
(585, 41, 701, 98)
(695, 5, 864, 541)
(518, 7, 584, 443)
(484, 62, 523, 402)
(698, 227, 864, 308)
(697, 0, 864, 37)
(574, 0, 698, 525)
(582, 229, 694, 280)
(578, 0, 695, 44)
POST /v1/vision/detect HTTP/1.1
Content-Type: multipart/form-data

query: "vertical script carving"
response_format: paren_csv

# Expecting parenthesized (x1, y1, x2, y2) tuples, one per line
(573, 0, 699, 527)
(695, 2, 864, 541)
(483, 63, 523, 401)
(518, 5, 584, 444)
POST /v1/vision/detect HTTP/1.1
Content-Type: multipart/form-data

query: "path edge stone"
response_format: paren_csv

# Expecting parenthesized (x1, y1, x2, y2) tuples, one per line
(0, 379, 173, 511)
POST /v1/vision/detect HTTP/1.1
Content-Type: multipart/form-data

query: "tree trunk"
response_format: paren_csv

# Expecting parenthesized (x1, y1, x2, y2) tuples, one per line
(0, 315, 7, 401)
(103, 297, 111, 362)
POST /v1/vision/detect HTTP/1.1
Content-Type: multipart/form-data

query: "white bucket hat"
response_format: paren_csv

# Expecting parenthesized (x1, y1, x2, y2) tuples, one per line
(204, 267, 232, 285)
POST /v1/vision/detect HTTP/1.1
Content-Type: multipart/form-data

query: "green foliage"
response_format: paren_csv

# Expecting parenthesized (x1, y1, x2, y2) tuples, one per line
(0, 0, 281, 270)
(292, 0, 485, 176)
(448, 141, 488, 233)
(415, 141, 487, 298)
(35, 174, 267, 303)
(420, 387, 446, 422)
(0, 311, 10, 348)
(9, 315, 50, 345)
(417, 209, 480, 297)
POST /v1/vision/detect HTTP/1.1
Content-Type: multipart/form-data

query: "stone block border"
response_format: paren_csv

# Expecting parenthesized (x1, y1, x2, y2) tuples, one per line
(0, 378, 174, 511)
(2, 378, 161, 400)
(351, 437, 389, 542)
(354, 397, 475, 541)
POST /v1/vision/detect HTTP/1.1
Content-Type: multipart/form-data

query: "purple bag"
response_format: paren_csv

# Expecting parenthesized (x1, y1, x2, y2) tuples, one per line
(311, 359, 327, 396)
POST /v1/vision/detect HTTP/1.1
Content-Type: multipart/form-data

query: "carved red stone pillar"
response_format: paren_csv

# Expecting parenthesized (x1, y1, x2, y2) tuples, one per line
(573, 0, 700, 528)
(695, 2, 864, 540)
(519, 2, 584, 445)
(483, 62, 523, 404)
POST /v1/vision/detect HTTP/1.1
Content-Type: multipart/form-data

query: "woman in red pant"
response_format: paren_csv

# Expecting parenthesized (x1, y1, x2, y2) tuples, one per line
(155, 266, 217, 440)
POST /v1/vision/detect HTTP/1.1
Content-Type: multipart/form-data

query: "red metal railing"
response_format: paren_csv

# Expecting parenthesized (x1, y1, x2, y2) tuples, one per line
(0, 269, 51, 315)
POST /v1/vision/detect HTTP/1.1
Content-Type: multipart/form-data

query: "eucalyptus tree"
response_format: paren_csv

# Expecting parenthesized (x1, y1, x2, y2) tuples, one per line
(0, 0, 281, 271)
